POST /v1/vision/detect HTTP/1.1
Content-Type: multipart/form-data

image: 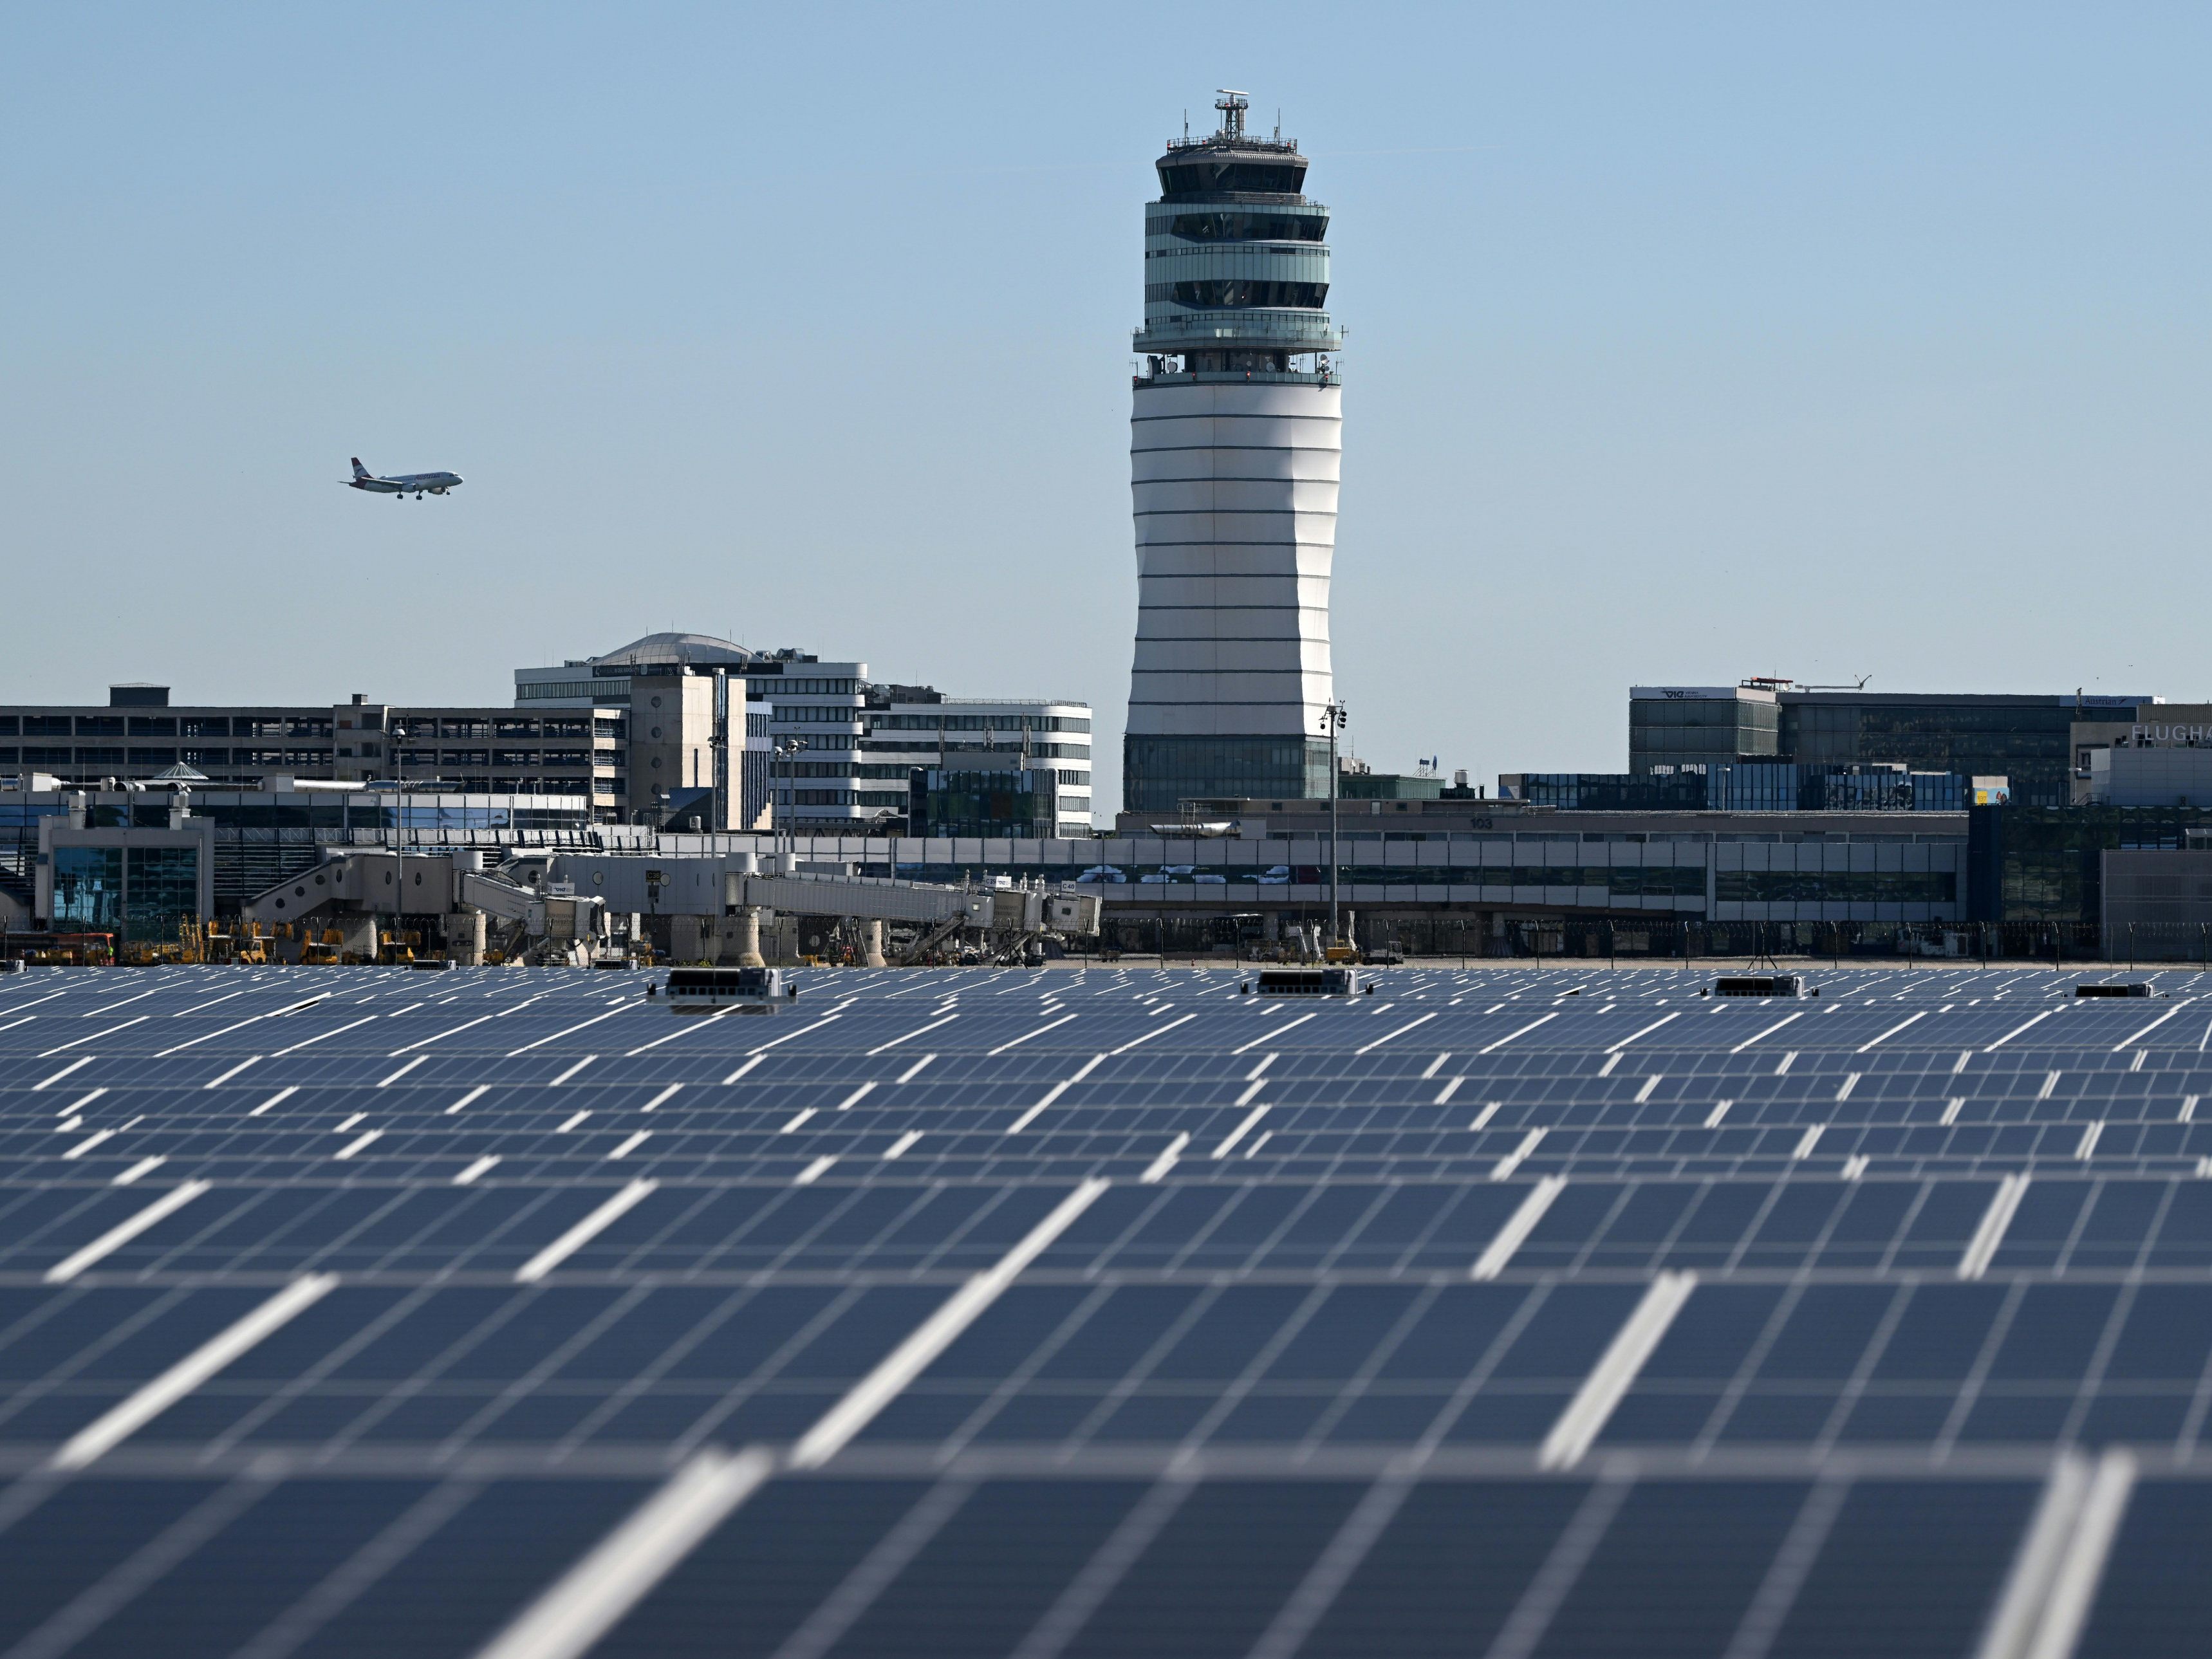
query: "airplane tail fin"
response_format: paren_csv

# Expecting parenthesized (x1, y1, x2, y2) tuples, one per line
(349, 457, 370, 480)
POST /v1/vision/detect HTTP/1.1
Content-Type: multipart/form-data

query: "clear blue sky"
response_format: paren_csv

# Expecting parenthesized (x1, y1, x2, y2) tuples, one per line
(6, 5, 2209, 817)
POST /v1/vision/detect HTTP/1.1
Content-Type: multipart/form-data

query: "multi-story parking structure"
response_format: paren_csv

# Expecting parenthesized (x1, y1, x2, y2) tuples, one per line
(0, 686, 624, 820)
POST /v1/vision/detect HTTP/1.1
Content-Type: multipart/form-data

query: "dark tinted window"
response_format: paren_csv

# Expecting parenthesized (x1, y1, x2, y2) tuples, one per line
(1158, 160, 1306, 197)
(1159, 279, 1328, 309)
(1164, 212, 1326, 242)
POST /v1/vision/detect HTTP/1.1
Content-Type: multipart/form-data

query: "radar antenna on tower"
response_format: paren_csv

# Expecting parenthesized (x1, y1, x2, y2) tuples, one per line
(1214, 89, 1249, 138)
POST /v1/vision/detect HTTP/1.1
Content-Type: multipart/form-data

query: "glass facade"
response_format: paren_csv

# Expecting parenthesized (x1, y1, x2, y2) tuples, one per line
(1631, 690, 2143, 808)
(1781, 696, 2138, 808)
(1514, 773, 1711, 811)
(51, 847, 122, 931)
(1154, 279, 1330, 308)
(1629, 694, 1780, 770)
(1987, 804, 2212, 923)
(1135, 100, 1338, 364)
(125, 846, 198, 941)
(1515, 766, 1965, 812)
(0, 800, 65, 900)
(1715, 869, 1955, 904)
(1157, 159, 1306, 196)
(900, 858, 1713, 894)
(1122, 736, 1332, 813)
(909, 769, 1057, 839)
(1158, 212, 1327, 242)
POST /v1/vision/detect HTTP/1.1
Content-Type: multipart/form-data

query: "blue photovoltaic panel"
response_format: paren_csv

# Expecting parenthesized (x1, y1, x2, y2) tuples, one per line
(0, 961, 2207, 1654)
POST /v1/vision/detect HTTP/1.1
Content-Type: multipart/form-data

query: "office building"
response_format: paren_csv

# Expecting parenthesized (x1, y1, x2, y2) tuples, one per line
(0, 687, 626, 817)
(1631, 682, 2147, 806)
(1124, 91, 1341, 811)
(1965, 800, 2212, 934)
(1628, 684, 1782, 772)
(865, 685, 1092, 837)
(516, 633, 763, 828)
(1505, 763, 1973, 813)
(516, 635, 1093, 835)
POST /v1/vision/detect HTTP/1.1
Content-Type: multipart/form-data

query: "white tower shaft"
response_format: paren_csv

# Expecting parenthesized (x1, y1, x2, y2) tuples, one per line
(1128, 379, 1340, 740)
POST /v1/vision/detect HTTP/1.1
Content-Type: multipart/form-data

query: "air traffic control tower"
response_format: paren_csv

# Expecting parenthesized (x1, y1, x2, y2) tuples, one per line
(1123, 91, 1342, 813)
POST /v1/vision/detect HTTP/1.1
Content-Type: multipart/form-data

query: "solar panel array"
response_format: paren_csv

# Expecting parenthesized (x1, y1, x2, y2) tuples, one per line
(3, 961, 2210, 1657)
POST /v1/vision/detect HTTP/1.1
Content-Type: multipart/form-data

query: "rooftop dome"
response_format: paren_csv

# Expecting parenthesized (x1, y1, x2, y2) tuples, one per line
(591, 632, 756, 669)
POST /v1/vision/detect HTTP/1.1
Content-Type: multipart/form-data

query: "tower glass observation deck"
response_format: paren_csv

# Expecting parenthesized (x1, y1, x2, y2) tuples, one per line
(1133, 92, 1341, 381)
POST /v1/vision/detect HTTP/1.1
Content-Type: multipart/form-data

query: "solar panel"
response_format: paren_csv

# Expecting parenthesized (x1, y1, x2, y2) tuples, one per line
(1, 963, 2209, 1653)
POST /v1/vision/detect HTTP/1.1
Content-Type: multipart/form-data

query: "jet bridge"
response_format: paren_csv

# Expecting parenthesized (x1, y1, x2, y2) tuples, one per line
(539, 853, 1097, 935)
(239, 850, 606, 963)
(239, 847, 1100, 967)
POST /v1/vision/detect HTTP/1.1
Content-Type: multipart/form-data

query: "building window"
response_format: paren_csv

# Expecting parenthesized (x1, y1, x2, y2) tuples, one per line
(126, 846, 198, 941)
(52, 847, 124, 931)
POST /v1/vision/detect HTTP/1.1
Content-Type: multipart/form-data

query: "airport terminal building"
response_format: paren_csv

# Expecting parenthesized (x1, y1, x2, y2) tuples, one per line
(0, 636, 1091, 840)
(1629, 683, 2148, 808)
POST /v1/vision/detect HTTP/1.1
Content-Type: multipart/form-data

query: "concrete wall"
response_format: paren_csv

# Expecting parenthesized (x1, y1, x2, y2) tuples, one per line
(2088, 746, 2212, 808)
(626, 674, 720, 824)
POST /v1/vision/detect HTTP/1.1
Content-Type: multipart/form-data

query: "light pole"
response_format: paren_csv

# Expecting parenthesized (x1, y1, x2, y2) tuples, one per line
(1319, 700, 1348, 949)
(384, 715, 408, 965)
(771, 737, 808, 860)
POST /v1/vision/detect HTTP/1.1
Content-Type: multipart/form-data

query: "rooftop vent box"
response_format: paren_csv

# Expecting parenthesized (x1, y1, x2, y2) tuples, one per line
(664, 967, 794, 1012)
(109, 685, 169, 708)
(1710, 974, 1813, 998)
(1249, 968, 1366, 997)
(2076, 981, 2153, 998)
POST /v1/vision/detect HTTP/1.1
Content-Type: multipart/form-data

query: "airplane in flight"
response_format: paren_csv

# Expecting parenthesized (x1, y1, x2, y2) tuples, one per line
(345, 458, 463, 498)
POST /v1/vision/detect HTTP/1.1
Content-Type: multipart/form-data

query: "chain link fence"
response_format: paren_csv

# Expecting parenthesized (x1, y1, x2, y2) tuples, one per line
(1097, 912, 2212, 966)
